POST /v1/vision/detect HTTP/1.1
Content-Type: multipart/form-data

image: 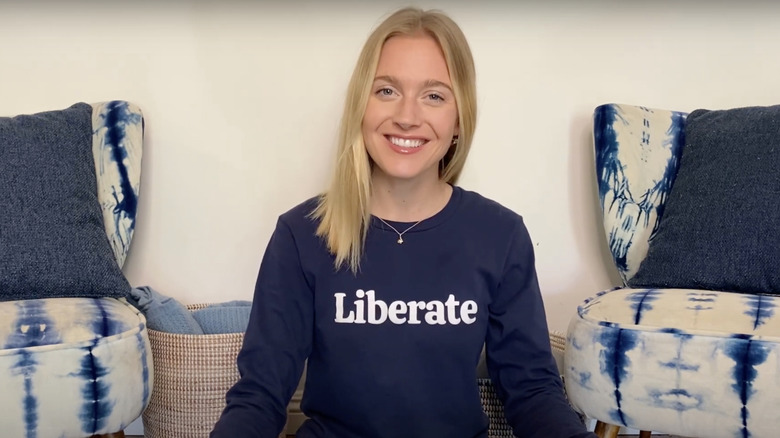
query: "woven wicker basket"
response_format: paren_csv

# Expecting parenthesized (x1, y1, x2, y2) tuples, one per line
(549, 330, 566, 357)
(142, 304, 286, 438)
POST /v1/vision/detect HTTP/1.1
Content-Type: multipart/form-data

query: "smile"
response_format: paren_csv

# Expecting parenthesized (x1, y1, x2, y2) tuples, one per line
(386, 135, 427, 148)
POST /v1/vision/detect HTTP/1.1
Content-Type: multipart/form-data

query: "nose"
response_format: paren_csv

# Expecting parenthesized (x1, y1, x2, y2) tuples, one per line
(393, 95, 421, 130)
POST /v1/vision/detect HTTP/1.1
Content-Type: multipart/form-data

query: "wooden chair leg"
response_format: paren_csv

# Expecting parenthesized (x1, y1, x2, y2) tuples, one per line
(639, 431, 652, 438)
(90, 432, 125, 438)
(593, 421, 607, 437)
(593, 421, 620, 438)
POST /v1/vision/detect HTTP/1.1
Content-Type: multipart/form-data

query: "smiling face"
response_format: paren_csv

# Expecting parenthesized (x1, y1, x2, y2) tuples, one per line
(362, 33, 459, 187)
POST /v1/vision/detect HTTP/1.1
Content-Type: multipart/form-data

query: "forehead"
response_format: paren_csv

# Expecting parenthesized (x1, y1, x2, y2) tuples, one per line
(374, 33, 451, 85)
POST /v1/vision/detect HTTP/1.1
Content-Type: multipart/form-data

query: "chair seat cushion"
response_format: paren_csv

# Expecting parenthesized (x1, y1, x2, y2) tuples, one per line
(578, 287, 780, 339)
(1, 297, 142, 348)
(565, 287, 780, 438)
(0, 297, 152, 437)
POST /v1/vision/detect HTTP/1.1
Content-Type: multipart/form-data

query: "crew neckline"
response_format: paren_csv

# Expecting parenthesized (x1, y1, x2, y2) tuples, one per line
(369, 185, 462, 234)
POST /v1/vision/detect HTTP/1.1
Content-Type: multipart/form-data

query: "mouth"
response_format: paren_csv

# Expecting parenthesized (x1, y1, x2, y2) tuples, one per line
(385, 135, 428, 149)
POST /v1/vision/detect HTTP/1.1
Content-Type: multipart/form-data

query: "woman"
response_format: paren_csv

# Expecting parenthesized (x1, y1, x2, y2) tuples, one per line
(211, 7, 595, 438)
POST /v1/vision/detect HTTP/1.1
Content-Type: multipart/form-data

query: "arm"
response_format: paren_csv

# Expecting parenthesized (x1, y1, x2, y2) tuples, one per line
(486, 219, 596, 438)
(211, 218, 313, 438)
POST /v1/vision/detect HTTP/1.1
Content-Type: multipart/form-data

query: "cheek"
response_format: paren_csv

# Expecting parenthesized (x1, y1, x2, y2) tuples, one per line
(362, 100, 385, 128)
(361, 118, 378, 149)
(361, 112, 382, 154)
(438, 104, 459, 126)
(362, 117, 380, 144)
(435, 111, 459, 135)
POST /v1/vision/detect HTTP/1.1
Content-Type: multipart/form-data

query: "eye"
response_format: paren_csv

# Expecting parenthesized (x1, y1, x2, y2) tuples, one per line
(376, 87, 395, 97)
(427, 93, 445, 102)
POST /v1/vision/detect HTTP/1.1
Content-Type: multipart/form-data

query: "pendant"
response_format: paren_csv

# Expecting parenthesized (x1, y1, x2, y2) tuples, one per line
(397, 237, 404, 244)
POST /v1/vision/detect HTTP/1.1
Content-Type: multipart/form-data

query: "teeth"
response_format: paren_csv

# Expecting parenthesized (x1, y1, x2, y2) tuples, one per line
(389, 136, 425, 148)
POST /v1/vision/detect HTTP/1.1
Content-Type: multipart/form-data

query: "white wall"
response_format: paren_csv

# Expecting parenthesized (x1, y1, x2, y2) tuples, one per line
(3, 0, 780, 402)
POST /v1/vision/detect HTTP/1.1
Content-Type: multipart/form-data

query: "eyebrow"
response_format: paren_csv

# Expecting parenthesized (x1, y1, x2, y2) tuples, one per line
(373, 75, 453, 93)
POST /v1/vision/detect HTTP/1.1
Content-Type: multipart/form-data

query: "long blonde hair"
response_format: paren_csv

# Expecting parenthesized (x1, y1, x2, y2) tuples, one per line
(311, 7, 477, 273)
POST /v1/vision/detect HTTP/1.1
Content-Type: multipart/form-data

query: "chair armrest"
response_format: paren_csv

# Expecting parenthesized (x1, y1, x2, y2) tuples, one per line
(594, 103, 686, 283)
(92, 100, 144, 268)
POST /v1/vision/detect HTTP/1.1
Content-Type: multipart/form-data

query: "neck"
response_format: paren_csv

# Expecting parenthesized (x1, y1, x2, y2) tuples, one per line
(370, 173, 452, 222)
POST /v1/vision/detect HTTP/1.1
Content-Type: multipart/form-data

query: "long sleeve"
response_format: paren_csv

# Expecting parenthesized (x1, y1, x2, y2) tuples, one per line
(211, 218, 314, 438)
(486, 219, 596, 438)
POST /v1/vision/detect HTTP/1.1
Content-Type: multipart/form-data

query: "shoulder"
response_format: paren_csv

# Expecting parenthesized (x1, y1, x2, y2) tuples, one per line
(453, 187, 536, 273)
(277, 194, 322, 235)
(455, 187, 527, 234)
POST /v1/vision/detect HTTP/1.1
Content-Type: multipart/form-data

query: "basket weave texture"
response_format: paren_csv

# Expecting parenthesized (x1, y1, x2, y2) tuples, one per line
(549, 330, 566, 356)
(141, 304, 286, 438)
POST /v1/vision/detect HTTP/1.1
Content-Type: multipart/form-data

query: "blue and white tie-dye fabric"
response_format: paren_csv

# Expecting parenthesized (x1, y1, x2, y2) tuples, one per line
(566, 103, 780, 438)
(0, 297, 152, 437)
(92, 101, 143, 269)
(594, 104, 685, 284)
(0, 101, 150, 438)
(566, 288, 780, 438)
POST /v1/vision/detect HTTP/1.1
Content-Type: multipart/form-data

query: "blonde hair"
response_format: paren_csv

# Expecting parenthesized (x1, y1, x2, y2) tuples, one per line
(311, 7, 477, 273)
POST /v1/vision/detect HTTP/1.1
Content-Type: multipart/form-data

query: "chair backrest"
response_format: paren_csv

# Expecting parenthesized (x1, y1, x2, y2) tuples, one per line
(593, 104, 686, 284)
(91, 101, 143, 268)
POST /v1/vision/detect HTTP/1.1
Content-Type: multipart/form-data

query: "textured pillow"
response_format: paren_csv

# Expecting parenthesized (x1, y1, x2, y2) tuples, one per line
(0, 103, 130, 301)
(629, 105, 780, 294)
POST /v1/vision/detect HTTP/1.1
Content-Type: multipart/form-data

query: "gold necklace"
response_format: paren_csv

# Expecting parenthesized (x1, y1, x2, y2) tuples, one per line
(377, 217, 423, 244)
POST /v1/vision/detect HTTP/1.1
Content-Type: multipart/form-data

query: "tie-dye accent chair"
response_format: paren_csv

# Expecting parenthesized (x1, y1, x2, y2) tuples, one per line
(0, 101, 152, 438)
(565, 104, 780, 438)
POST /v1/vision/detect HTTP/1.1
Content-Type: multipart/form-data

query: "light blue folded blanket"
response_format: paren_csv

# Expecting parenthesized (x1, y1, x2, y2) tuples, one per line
(192, 300, 252, 334)
(126, 286, 251, 335)
(127, 286, 203, 334)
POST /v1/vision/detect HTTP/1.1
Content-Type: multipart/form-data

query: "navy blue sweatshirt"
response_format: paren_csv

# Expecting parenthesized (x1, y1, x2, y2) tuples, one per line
(211, 186, 595, 438)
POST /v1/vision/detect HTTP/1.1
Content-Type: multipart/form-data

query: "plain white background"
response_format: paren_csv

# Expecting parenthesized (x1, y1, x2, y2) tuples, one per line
(2, 1, 779, 433)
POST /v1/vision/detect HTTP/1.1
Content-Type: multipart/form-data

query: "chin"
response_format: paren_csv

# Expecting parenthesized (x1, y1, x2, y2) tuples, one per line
(375, 165, 436, 182)
(381, 170, 422, 180)
(369, 151, 440, 183)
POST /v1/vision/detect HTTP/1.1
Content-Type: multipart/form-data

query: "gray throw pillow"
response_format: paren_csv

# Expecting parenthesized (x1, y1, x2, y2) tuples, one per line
(628, 105, 780, 294)
(0, 103, 130, 301)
